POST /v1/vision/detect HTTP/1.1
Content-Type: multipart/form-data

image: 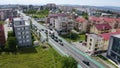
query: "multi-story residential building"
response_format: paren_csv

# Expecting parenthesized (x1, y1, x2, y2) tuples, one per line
(49, 13, 74, 34)
(0, 24, 5, 46)
(107, 34, 120, 64)
(86, 32, 120, 55)
(99, 32, 120, 51)
(75, 17, 88, 32)
(0, 9, 18, 21)
(13, 17, 32, 47)
(46, 3, 56, 10)
(87, 34, 103, 55)
(90, 23, 112, 34)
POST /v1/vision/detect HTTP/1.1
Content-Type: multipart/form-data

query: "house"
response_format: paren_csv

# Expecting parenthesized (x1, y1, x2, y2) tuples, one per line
(99, 32, 120, 51)
(0, 24, 5, 46)
(87, 34, 103, 55)
(90, 23, 112, 34)
(107, 34, 120, 64)
(75, 17, 88, 33)
(13, 17, 32, 47)
(102, 17, 116, 29)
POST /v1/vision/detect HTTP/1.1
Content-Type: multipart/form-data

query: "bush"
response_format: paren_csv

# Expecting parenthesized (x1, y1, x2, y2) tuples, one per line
(61, 56, 78, 68)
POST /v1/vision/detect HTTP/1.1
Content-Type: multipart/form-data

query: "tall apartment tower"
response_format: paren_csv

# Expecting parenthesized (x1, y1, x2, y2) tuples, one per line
(13, 17, 32, 47)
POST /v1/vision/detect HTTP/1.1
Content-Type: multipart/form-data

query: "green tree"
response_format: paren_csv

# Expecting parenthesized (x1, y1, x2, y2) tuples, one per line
(82, 12, 88, 20)
(61, 56, 78, 68)
(5, 37, 17, 52)
(8, 31, 14, 37)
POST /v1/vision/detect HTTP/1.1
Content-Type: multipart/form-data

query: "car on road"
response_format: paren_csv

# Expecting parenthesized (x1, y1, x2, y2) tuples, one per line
(41, 29, 44, 31)
(82, 60, 90, 66)
(58, 39, 64, 46)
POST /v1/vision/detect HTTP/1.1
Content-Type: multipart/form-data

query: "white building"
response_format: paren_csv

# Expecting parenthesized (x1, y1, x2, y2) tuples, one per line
(87, 34, 103, 55)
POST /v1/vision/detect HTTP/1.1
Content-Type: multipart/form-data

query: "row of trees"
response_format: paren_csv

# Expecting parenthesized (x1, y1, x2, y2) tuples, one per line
(0, 31, 17, 52)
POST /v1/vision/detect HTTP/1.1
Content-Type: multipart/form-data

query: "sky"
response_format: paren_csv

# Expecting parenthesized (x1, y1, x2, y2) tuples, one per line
(1, 0, 120, 7)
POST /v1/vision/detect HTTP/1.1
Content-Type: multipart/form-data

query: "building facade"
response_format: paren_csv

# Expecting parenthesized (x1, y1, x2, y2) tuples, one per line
(107, 35, 120, 64)
(13, 17, 32, 47)
(87, 34, 103, 55)
(0, 24, 5, 46)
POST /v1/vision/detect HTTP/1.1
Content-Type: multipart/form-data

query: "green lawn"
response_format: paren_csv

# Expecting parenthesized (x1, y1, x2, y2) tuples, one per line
(61, 33, 86, 42)
(0, 46, 63, 68)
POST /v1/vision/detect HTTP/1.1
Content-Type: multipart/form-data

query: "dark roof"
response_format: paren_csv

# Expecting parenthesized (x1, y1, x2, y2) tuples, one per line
(95, 23, 112, 30)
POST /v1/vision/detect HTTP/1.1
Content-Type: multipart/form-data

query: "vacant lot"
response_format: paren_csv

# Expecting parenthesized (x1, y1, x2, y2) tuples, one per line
(0, 46, 63, 68)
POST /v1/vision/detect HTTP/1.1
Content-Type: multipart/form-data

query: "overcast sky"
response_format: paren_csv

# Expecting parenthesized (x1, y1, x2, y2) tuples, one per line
(1, 0, 120, 7)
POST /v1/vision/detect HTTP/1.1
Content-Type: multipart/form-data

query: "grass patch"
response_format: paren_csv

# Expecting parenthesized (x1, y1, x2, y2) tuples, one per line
(0, 46, 63, 68)
(97, 55, 118, 68)
(61, 32, 85, 42)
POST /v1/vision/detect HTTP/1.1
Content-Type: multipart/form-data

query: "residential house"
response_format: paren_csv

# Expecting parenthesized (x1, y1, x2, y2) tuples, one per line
(13, 17, 32, 47)
(87, 34, 103, 55)
(0, 24, 5, 46)
(107, 34, 120, 64)
(99, 32, 120, 51)
(90, 23, 112, 34)
(75, 17, 88, 33)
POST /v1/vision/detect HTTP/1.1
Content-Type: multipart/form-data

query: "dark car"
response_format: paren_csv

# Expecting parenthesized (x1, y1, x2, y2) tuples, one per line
(59, 42, 64, 46)
(41, 29, 44, 31)
(82, 60, 90, 66)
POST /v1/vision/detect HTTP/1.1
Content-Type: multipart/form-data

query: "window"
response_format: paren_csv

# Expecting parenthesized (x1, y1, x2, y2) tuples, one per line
(17, 28, 20, 30)
(18, 36, 21, 39)
(22, 32, 25, 34)
(26, 35, 29, 38)
(19, 41, 22, 44)
(22, 27, 24, 30)
(23, 36, 25, 39)
(25, 27, 29, 30)
(26, 39, 29, 42)
(26, 31, 29, 34)
(89, 43, 92, 46)
(90, 39, 92, 41)
(23, 40, 25, 43)
(17, 32, 21, 35)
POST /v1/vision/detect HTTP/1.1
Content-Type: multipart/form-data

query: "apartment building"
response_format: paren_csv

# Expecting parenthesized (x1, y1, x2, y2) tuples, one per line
(49, 13, 74, 34)
(90, 23, 112, 34)
(0, 24, 5, 46)
(13, 17, 32, 47)
(0, 9, 18, 21)
(75, 17, 88, 32)
(87, 34, 103, 55)
(107, 34, 120, 64)
(87, 32, 120, 55)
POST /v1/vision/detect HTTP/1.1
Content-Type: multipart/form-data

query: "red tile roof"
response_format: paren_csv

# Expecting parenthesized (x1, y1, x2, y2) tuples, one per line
(76, 17, 86, 23)
(95, 23, 112, 30)
(116, 18, 120, 23)
(99, 32, 120, 40)
(103, 17, 115, 23)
